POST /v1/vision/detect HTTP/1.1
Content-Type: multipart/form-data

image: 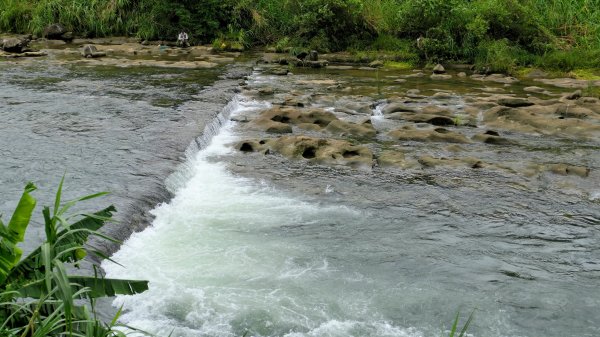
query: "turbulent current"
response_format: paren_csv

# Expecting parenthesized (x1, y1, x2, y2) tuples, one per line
(2, 59, 599, 337)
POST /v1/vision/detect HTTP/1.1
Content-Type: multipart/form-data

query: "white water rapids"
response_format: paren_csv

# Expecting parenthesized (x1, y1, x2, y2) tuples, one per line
(103, 97, 424, 337)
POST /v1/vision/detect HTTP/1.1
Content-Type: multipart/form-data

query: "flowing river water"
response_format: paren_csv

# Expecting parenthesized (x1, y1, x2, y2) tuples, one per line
(1, 56, 600, 337)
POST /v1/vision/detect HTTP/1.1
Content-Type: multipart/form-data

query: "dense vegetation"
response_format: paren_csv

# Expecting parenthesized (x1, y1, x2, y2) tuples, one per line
(0, 180, 149, 336)
(1, 0, 599, 71)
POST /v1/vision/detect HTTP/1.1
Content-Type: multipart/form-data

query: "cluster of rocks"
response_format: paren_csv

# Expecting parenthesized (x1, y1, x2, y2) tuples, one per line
(232, 71, 597, 179)
(470, 91, 600, 138)
(247, 107, 376, 139)
(237, 136, 374, 169)
(260, 51, 328, 71)
(1, 23, 72, 57)
(43, 23, 74, 42)
(1, 36, 30, 53)
(1, 35, 46, 58)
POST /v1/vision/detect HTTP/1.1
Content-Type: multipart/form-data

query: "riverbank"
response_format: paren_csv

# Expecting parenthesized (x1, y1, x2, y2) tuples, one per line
(3, 33, 600, 83)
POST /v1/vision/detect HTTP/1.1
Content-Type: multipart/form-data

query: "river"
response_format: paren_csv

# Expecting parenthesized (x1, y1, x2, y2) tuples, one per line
(2, 56, 599, 337)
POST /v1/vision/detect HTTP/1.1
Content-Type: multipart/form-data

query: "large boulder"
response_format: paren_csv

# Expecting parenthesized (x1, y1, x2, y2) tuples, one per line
(1, 37, 29, 53)
(44, 24, 67, 39)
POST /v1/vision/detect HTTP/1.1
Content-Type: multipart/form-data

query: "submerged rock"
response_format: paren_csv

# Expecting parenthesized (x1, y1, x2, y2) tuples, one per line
(534, 78, 593, 89)
(382, 103, 416, 114)
(471, 74, 519, 84)
(498, 98, 534, 108)
(388, 126, 470, 143)
(430, 74, 452, 80)
(472, 132, 515, 145)
(1, 51, 47, 58)
(524, 86, 550, 94)
(376, 150, 412, 168)
(418, 155, 486, 169)
(299, 60, 328, 68)
(257, 87, 275, 96)
(548, 164, 590, 177)
(270, 68, 290, 76)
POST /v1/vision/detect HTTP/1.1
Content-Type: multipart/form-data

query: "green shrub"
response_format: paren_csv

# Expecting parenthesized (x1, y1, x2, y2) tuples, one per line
(274, 36, 291, 52)
(370, 34, 407, 51)
(0, 180, 149, 336)
(134, 0, 233, 42)
(475, 39, 520, 74)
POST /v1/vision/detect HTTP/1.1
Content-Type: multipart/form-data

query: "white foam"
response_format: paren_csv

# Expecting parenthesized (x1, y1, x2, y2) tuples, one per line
(102, 95, 422, 337)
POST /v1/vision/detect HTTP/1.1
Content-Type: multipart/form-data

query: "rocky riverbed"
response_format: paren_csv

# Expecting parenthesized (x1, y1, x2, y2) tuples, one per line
(229, 59, 599, 198)
(2, 39, 600, 337)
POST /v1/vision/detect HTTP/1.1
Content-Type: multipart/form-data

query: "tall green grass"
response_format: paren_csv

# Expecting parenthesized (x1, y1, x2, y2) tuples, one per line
(0, 0, 134, 37)
(1, 0, 599, 71)
(530, 0, 600, 49)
